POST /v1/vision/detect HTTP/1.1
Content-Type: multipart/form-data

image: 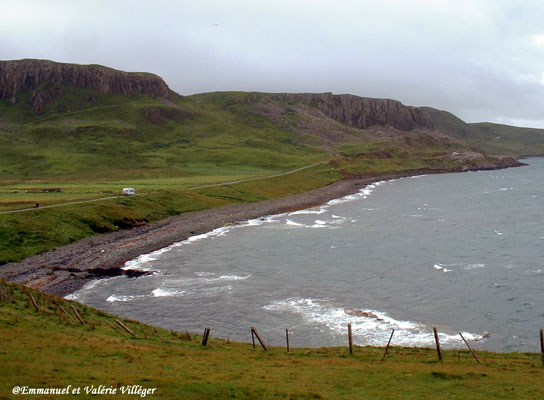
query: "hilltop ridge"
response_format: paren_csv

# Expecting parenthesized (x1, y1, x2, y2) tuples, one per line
(279, 92, 434, 131)
(0, 59, 178, 109)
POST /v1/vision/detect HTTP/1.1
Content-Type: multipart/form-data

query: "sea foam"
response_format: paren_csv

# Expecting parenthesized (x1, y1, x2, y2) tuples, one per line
(263, 297, 483, 348)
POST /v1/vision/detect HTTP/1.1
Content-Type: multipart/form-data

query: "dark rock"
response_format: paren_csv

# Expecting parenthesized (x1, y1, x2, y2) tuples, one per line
(245, 92, 434, 131)
(0, 59, 180, 100)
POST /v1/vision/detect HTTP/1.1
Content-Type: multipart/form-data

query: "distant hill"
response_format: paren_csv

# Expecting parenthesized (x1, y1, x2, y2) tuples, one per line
(421, 107, 544, 157)
(0, 59, 533, 186)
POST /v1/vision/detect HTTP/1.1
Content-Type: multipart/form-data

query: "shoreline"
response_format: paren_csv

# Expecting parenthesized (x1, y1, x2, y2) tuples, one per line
(0, 164, 525, 297)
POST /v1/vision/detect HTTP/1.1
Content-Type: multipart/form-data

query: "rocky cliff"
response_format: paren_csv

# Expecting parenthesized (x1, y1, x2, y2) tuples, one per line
(275, 93, 434, 131)
(0, 59, 178, 100)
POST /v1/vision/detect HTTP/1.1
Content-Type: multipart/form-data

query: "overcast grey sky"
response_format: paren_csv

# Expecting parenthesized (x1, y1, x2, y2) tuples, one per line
(2, 0, 543, 128)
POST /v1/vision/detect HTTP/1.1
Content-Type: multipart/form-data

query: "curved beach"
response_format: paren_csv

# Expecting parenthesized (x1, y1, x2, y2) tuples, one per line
(0, 166, 521, 296)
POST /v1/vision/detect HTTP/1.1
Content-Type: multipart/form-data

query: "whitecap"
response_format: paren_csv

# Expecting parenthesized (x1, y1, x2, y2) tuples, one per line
(195, 271, 216, 277)
(152, 288, 186, 297)
(434, 263, 452, 272)
(263, 298, 480, 348)
(216, 274, 250, 281)
(285, 219, 307, 227)
(289, 208, 327, 216)
(464, 264, 486, 270)
(106, 294, 147, 302)
(326, 181, 385, 206)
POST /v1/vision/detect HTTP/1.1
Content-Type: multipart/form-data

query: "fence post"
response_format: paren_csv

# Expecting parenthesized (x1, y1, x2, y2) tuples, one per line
(105, 320, 124, 335)
(116, 319, 136, 337)
(29, 293, 40, 312)
(71, 305, 85, 325)
(250, 326, 268, 351)
(433, 327, 442, 361)
(348, 323, 353, 354)
(459, 332, 480, 363)
(59, 305, 74, 320)
(540, 328, 544, 364)
(381, 329, 395, 361)
(202, 327, 210, 346)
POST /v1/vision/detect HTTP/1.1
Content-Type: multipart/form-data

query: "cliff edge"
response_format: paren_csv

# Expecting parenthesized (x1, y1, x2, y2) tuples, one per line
(276, 92, 434, 131)
(0, 59, 179, 100)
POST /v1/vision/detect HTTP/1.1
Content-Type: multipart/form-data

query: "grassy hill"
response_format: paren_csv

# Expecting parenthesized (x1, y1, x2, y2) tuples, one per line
(1, 278, 543, 399)
(421, 107, 544, 157)
(2, 82, 518, 265)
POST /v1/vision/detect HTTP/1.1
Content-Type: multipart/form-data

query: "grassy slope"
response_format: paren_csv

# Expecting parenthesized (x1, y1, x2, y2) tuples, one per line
(421, 107, 544, 157)
(1, 279, 543, 399)
(0, 87, 484, 264)
(0, 164, 341, 264)
(0, 86, 323, 181)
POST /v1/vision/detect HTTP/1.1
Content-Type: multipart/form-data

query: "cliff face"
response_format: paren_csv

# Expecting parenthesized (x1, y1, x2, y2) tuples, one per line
(0, 59, 178, 100)
(276, 93, 434, 131)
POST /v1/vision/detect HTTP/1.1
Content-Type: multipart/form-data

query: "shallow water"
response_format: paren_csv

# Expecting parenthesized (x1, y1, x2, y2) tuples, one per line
(70, 158, 544, 352)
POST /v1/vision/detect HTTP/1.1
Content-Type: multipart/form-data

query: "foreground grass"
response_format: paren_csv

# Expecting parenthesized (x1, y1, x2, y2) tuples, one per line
(1, 279, 543, 399)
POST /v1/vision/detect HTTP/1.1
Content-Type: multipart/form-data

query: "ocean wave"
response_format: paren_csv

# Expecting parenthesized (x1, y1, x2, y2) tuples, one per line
(285, 219, 308, 227)
(464, 264, 486, 270)
(326, 181, 386, 206)
(263, 297, 484, 348)
(149, 272, 248, 298)
(152, 288, 186, 297)
(434, 262, 486, 272)
(106, 294, 147, 302)
(151, 284, 233, 298)
(433, 263, 452, 273)
(289, 208, 327, 216)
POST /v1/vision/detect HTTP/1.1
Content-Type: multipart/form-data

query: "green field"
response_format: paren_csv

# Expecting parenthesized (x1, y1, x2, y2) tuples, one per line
(1, 279, 543, 399)
(1, 85, 512, 264)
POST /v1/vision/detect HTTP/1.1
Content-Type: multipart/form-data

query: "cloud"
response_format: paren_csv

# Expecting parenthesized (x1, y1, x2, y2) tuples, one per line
(1, 0, 544, 128)
(532, 34, 544, 48)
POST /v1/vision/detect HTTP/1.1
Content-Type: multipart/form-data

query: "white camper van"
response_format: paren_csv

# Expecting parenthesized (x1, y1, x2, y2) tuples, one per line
(122, 188, 136, 196)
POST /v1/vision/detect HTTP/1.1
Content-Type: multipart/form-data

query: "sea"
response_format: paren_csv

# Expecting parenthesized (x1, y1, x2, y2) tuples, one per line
(68, 158, 544, 352)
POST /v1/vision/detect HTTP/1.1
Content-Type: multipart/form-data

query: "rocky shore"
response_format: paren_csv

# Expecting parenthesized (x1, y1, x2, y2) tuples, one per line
(0, 164, 524, 297)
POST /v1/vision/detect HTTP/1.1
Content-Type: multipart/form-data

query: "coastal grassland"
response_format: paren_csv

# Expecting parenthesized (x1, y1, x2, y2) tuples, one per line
(1, 279, 543, 399)
(422, 107, 544, 157)
(0, 88, 520, 265)
(0, 87, 329, 212)
(0, 145, 472, 266)
(0, 86, 325, 183)
(0, 163, 342, 264)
